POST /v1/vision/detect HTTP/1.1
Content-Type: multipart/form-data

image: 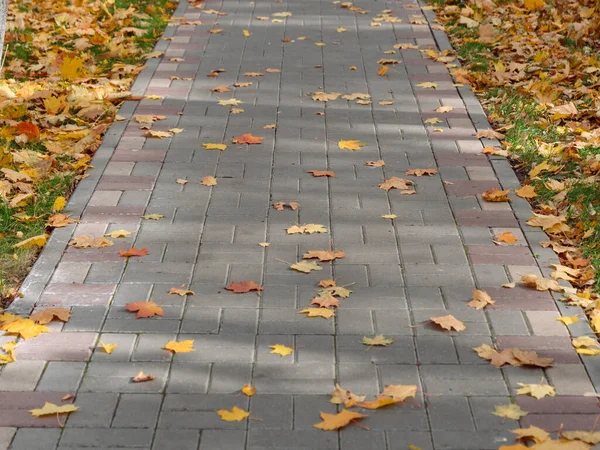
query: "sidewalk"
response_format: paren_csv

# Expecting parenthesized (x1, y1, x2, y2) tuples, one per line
(1, 0, 598, 448)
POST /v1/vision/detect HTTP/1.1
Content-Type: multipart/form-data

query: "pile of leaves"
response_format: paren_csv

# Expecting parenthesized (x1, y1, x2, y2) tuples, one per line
(429, 0, 600, 322)
(0, 0, 176, 303)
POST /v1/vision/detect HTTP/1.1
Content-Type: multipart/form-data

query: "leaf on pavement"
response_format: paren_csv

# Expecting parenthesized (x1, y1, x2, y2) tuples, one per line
(29, 402, 78, 417)
(303, 250, 345, 262)
(0, 317, 49, 340)
(467, 289, 495, 310)
(430, 315, 466, 331)
(242, 385, 256, 396)
(291, 261, 323, 273)
(201, 176, 217, 186)
(124, 301, 164, 319)
(270, 344, 293, 356)
(232, 133, 263, 144)
(330, 384, 366, 406)
(307, 170, 336, 177)
(202, 143, 228, 151)
(119, 247, 148, 257)
(104, 229, 132, 238)
(273, 201, 299, 211)
(362, 335, 394, 346)
(141, 214, 165, 220)
(163, 340, 195, 353)
(475, 129, 505, 140)
(515, 185, 537, 199)
(286, 224, 328, 234)
(30, 308, 71, 325)
(416, 82, 438, 89)
(378, 177, 414, 192)
(132, 371, 156, 383)
(355, 395, 401, 409)
(561, 431, 600, 445)
(365, 160, 385, 167)
(314, 409, 367, 431)
(47, 213, 77, 228)
(99, 341, 118, 354)
(511, 425, 550, 444)
(405, 168, 438, 176)
(520, 274, 563, 292)
(311, 295, 340, 308)
(69, 236, 113, 248)
(217, 406, 250, 422)
(494, 232, 518, 244)
(169, 287, 195, 296)
(225, 281, 264, 293)
(482, 188, 511, 202)
(516, 383, 556, 399)
(493, 404, 527, 420)
(381, 385, 418, 401)
(526, 213, 569, 233)
(299, 308, 335, 319)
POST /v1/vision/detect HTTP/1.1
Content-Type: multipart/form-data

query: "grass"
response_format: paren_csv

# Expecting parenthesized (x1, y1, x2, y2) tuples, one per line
(0, 0, 176, 304)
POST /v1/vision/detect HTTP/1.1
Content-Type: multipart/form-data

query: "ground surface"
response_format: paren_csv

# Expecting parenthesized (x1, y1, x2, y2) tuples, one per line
(1, 0, 599, 449)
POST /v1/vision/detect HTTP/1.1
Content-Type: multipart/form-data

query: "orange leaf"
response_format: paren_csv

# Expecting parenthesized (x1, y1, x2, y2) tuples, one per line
(132, 371, 156, 383)
(365, 160, 385, 167)
(377, 65, 388, 76)
(120, 247, 148, 257)
(482, 188, 511, 202)
(430, 314, 466, 331)
(355, 395, 401, 409)
(232, 133, 263, 144)
(16, 122, 41, 140)
(201, 176, 217, 186)
(307, 170, 336, 177)
(303, 250, 346, 262)
(29, 308, 71, 325)
(311, 295, 340, 308)
(313, 409, 367, 430)
(494, 232, 518, 244)
(124, 301, 164, 319)
(225, 280, 264, 293)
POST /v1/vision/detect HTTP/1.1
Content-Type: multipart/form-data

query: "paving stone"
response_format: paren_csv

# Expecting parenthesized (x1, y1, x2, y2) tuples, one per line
(10, 429, 61, 450)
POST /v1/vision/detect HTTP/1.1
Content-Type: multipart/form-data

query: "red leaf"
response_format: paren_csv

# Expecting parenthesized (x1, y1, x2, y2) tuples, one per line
(120, 247, 148, 257)
(16, 122, 41, 140)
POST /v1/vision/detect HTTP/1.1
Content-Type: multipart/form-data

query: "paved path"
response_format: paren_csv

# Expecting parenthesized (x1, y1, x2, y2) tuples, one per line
(1, 0, 599, 448)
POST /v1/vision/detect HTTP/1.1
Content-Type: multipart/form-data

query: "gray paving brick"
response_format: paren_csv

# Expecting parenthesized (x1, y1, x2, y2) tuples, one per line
(200, 430, 246, 450)
(0, 428, 15, 450)
(66, 393, 119, 428)
(79, 362, 169, 393)
(153, 430, 200, 450)
(36, 362, 85, 392)
(427, 396, 474, 431)
(113, 394, 161, 428)
(10, 429, 60, 450)
(60, 428, 153, 448)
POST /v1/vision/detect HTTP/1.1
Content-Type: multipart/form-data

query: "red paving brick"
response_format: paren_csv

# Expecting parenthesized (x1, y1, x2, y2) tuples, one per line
(96, 175, 156, 191)
(520, 414, 600, 432)
(16, 333, 97, 361)
(467, 245, 535, 265)
(482, 287, 558, 311)
(516, 396, 600, 414)
(495, 336, 580, 364)
(111, 149, 167, 162)
(445, 180, 500, 196)
(38, 284, 116, 307)
(455, 210, 518, 227)
(435, 152, 491, 167)
(0, 392, 74, 428)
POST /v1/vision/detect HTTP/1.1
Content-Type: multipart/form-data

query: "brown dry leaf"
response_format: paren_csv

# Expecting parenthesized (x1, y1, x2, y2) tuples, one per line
(311, 295, 340, 308)
(515, 185, 537, 199)
(512, 349, 554, 368)
(119, 248, 148, 257)
(482, 188, 511, 202)
(319, 280, 336, 288)
(273, 201, 299, 211)
(467, 289, 495, 310)
(475, 129, 505, 140)
(201, 176, 217, 186)
(243, 72, 264, 77)
(435, 106, 454, 113)
(145, 130, 173, 139)
(211, 85, 231, 93)
(233, 82, 252, 87)
(430, 315, 466, 331)
(330, 384, 366, 406)
(232, 133, 263, 144)
(124, 301, 164, 319)
(29, 308, 71, 325)
(526, 213, 570, 233)
(169, 287, 195, 296)
(378, 177, 415, 192)
(303, 250, 345, 262)
(494, 232, 518, 244)
(313, 409, 367, 431)
(291, 261, 323, 273)
(47, 213, 77, 228)
(311, 91, 342, 102)
(521, 274, 563, 292)
(365, 160, 385, 167)
(132, 371, 156, 383)
(264, 124, 277, 129)
(417, 82, 438, 89)
(286, 224, 328, 234)
(362, 335, 394, 346)
(69, 236, 113, 249)
(561, 431, 600, 445)
(405, 168, 438, 176)
(225, 281, 264, 293)
(482, 147, 509, 157)
(307, 170, 336, 177)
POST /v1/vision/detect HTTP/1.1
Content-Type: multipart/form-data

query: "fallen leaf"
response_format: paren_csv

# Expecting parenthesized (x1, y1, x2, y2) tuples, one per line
(405, 168, 438, 176)
(468, 289, 495, 310)
(511, 425, 550, 444)
(201, 176, 217, 186)
(47, 214, 77, 228)
(99, 341, 118, 354)
(521, 274, 563, 292)
(482, 188, 511, 202)
(303, 250, 345, 261)
(435, 106, 454, 113)
(270, 344, 293, 356)
(141, 214, 165, 220)
(475, 129, 505, 140)
(378, 65, 389, 76)
(53, 196, 66, 211)
(556, 316, 579, 325)
(203, 143, 228, 151)
(526, 213, 569, 233)
(516, 383, 556, 399)
(232, 133, 263, 144)
(313, 409, 367, 430)
(378, 177, 414, 192)
(362, 335, 394, 346)
(119, 248, 148, 258)
(307, 170, 336, 177)
(502, 282, 517, 288)
(311, 92, 342, 102)
(124, 301, 164, 319)
(258, 242, 270, 247)
(494, 232, 518, 244)
(561, 430, 600, 445)
(318, 280, 336, 288)
(104, 230, 132, 238)
(286, 224, 328, 234)
(13, 234, 49, 249)
(416, 82, 437, 89)
(145, 130, 173, 139)
(482, 147, 509, 157)
(319, 286, 353, 299)
(330, 383, 366, 406)
(169, 288, 195, 296)
(242, 385, 256, 396)
(164, 340, 195, 353)
(311, 295, 340, 308)
(381, 214, 397, 219)
(381, 385, 418, 401)
(425, 118, 442, 124)
(273, 201, 299, 211)
(233, 82, 252, 87)
(243, 29, 252, 37)
(299, 308, 335, 319)
(0, 318, 49, 340)
(69, 236, 113, 249)
(355, 395, 401, 409)
(379, 101, 394, 105)
(264, 124, 277, 129)
(430, 315, 466, 331)
(338, 140, 367, 151)
(218, 98, 243, 106)
(29, 308, 71, 325)
(132, 371, 156, 383)
(225, 281, 264, 293)
(512, 349, 554, 368)
(243, 72, 264, 77)
(29, 402, 78, 417)
(231, 108, 244, 115)
(211, 85, 231, 93)
(493, 404, 527, 420)
(366, 160, 385, 167)
(515, 185, 537, 199)
(291, 261, 323, 273)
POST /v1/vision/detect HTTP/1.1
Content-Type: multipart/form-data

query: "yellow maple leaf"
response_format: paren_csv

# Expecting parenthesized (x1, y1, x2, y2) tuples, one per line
(53, 196, 67, 211)
(218, 98, 243, 106)
(291, 261, 323, 273)
(104, 230, 132, 238)
(163, 340, 195, 353)
(515, 383, 556, 399)
(243, 29, 251, 37)
(417, 82, 437, 89)
(299, 308, 335, 319)
(59, 55, 86, 81)
(202, 143, 228, 151)
(242, 385, 256, 396)
(362, 335, 394, 346)
(99, 341, 118, 354)
(29, 308, 71, 325)
(313, 409, 367, 430)
(12, 234, 48, 249)
(493, 404, 527, 420)
(270, 344, 293, 356)
(338, 140, 367, 151)
(556, 316, 579, 325)
(217, 406, 250, 421)
(1, 318, 49, 340)
(30, 402, 78, 417)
